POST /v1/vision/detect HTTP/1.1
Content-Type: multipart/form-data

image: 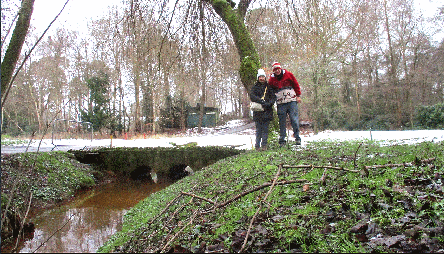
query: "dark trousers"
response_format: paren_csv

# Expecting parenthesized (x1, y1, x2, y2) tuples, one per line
(255, 120, 270, 148)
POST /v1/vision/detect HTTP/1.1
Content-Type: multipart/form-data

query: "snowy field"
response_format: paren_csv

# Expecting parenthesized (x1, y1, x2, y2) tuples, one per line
(3, 120, 444, 152)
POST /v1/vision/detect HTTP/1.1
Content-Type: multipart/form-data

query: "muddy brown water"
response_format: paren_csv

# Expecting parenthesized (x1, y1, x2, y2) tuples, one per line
(12, 176, 173, 253)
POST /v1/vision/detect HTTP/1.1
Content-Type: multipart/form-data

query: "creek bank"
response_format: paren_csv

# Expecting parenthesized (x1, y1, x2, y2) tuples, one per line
(1, 151, 104, 249)
(1, 146, 245, 251)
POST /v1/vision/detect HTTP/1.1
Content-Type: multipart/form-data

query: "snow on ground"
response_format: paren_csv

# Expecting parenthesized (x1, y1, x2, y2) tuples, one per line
(4, 120, 444, 151)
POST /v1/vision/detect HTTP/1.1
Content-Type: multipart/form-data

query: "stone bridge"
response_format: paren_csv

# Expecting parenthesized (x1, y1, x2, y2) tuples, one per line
(70, 146, 244, 180)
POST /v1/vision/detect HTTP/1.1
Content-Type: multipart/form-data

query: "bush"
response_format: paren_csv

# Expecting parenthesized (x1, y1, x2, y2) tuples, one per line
(415, 103, 444, 129)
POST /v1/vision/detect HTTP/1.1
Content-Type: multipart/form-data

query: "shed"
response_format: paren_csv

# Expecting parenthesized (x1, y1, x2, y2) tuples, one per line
(187, 104, 219, 128)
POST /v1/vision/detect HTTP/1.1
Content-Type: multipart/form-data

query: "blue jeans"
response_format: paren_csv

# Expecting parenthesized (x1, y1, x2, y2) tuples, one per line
(255, 120, 270, 148)
(277, 101, 300, 144)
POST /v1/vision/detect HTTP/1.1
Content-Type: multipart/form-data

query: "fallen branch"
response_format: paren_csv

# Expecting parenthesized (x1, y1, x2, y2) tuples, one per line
(181, 191, 216, 205)
(240, 165, 282, 253)
(365, 163, 414, 169)
(319, 168, 328, 186)
(283, 157, 436, 174)
(215, 179, 307, 209)
(282, 164, 360, 173)
(159, 207, 199, 253)
(414, 225, 443, 234)
(146, 183, 199, 226)
(418, 158, 435, 164)
(145, 177, 307, 251)
(148, 193, 183, 225)
(363, 159, 434, 170)
(145, 195, 192, 240)
(353, 143, 363, 169)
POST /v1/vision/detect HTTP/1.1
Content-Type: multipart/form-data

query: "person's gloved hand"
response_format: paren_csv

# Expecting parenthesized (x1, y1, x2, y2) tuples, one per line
(259, 99, 266, 105)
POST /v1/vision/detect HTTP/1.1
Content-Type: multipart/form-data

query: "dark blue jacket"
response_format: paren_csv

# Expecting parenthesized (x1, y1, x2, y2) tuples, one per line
(250, 81, 276, 122)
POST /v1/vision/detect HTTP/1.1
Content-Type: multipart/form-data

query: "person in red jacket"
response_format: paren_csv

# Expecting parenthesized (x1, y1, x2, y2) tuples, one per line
(268, 62, 302, 146)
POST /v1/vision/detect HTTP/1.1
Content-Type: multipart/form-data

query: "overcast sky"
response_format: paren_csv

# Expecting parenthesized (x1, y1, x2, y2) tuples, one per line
(29, 0, 442, 39)
(30, 0, 124, 36)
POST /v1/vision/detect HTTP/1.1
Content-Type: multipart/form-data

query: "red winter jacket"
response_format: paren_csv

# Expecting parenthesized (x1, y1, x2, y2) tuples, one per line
(268, 69, 301, 96)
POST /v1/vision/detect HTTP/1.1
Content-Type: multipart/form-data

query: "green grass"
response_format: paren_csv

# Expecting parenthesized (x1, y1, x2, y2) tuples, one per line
(1, 151, 95, 212)
(98, 139, 444, 253)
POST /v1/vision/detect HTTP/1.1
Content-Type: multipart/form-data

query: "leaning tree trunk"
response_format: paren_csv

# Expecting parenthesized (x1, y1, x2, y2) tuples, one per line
(1, 0, 35, 105)
(204, 0, 260, 93)
(198, 0, 207, 133)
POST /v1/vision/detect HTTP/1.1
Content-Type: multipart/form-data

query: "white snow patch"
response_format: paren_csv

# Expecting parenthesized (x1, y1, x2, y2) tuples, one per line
(5, 120, 444, 150)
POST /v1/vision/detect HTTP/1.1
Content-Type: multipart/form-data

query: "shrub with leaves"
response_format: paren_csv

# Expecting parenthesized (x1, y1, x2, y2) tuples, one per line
(415, 103, 444, 129)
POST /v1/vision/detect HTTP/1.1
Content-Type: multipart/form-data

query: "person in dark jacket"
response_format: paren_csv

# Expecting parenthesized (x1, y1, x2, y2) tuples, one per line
(250, 69, 277, 151)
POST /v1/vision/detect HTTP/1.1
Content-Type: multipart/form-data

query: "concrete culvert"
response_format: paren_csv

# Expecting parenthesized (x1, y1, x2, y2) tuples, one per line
(130, 166, 152, 181)
(168, 164, 194, 181)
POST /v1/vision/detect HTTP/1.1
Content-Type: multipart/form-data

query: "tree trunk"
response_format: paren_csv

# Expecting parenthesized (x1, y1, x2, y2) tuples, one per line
(204, 0, 260, 93)
(198, 1, 207, 133)
(134, 61, 142, 132)
(1, 0, 35, 105)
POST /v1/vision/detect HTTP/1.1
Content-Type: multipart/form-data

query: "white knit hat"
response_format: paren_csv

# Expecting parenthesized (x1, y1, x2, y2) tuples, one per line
(257, 69, 266, 79)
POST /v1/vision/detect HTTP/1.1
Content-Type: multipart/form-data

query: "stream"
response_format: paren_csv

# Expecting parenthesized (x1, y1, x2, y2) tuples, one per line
(14, 176, 173, 253)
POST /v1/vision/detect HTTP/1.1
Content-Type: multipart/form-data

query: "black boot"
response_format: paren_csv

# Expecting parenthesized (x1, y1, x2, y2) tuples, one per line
(295, 137, 301, 145)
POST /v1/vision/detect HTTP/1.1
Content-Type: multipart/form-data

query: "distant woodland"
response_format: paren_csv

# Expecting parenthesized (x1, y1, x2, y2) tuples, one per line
(1, 0, 443, 137)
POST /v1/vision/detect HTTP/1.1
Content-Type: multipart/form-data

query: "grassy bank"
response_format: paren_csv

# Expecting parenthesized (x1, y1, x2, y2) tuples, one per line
(1, 151, 96, 245)
(99, 140, 444, 253)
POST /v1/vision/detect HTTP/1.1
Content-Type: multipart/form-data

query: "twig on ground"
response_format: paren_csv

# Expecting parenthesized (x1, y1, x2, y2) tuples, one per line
(319, 168, 328, 186)
(159, 205, 199, 253)
(282, 164, 360, 173)
(181, 191, 216, 205)
(244, 172, 265, 182)
(144, 177, 307, 251)
(239, 164, 282, 253)
(419, 158, 435, 164)
(353, 143, 363, 169)
(147, 193, 183, 225)
(145, 195, 192, 240)
(363, 158, 435, 170)
(215, 179, 307, 209)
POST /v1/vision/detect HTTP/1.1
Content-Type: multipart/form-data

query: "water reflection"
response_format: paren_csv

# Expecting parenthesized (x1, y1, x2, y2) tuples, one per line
(18, 177, 172, 253)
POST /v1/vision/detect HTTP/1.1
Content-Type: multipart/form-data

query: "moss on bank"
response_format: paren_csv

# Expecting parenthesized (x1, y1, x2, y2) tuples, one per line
(99, 140, 444, 253)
